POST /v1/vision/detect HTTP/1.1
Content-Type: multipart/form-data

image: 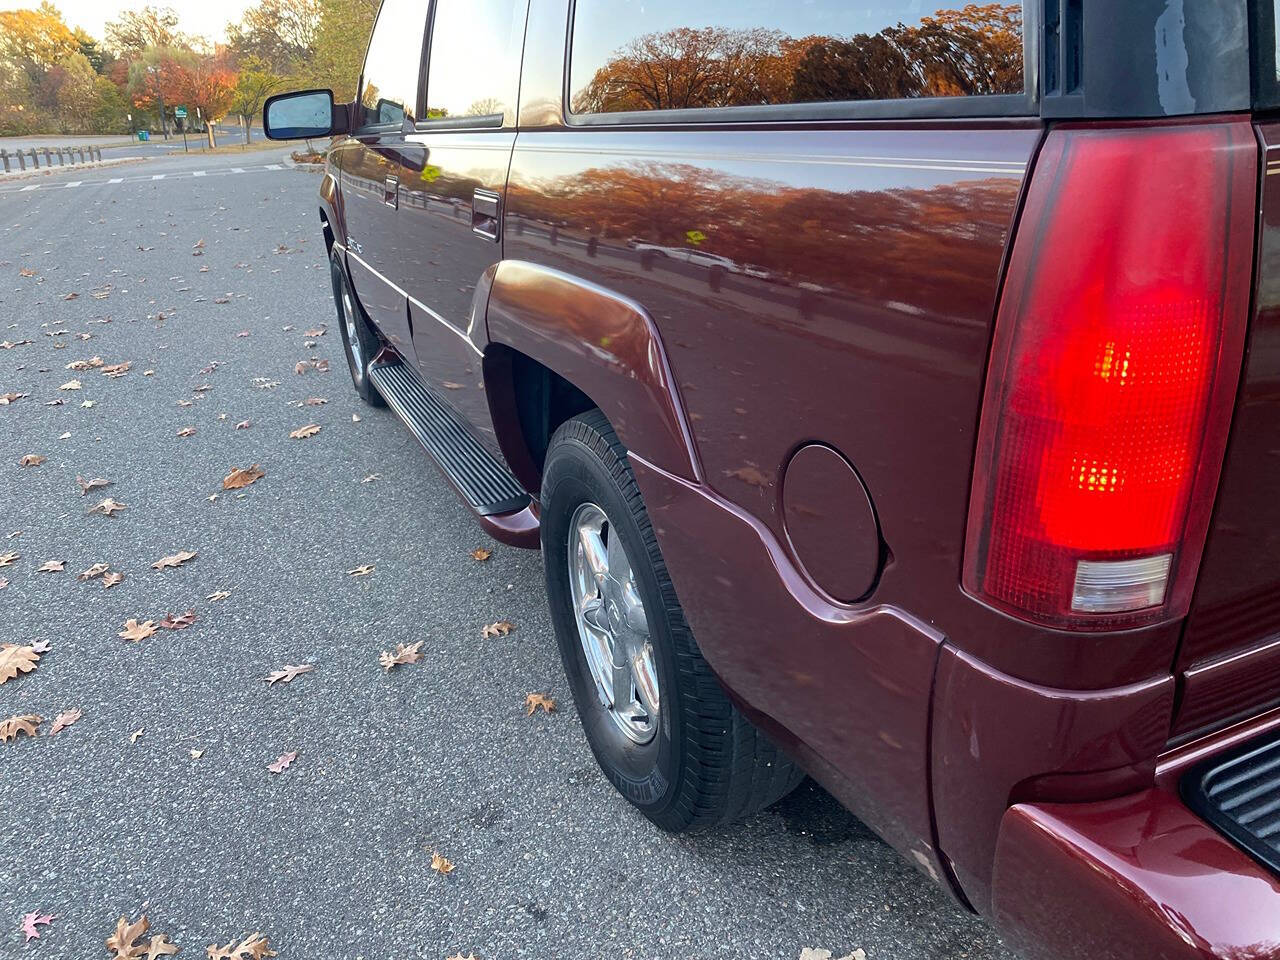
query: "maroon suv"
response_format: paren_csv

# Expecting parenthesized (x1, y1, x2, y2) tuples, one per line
(264, 1, 1280, 956)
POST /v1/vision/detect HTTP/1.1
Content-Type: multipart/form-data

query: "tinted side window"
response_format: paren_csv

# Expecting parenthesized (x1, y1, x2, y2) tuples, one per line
(359, 0, 429, 127)
(569, 1, 1023, 114)
(425, 0, 524, 121)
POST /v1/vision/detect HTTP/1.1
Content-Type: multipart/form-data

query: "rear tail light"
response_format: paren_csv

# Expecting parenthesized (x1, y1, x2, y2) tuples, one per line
(964, 121, 1257, 630)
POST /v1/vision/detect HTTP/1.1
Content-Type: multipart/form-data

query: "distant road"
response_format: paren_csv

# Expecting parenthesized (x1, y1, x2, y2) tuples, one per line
(1, 124, 265, 160)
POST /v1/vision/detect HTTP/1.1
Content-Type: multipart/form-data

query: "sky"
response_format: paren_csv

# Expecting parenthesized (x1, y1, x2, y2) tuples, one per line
(12, 0, 257, 45)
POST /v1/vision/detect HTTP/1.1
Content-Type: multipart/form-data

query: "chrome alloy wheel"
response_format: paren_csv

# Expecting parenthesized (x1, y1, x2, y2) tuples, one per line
(567, 502, 660, 744)
(340, 286, 362, 371)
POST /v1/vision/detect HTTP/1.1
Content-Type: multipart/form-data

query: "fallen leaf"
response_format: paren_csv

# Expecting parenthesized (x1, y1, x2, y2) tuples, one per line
(379, 641, 423, 672)
(19, 454, 45, 467)
(265, 664, 314, 686)
(130, 728, 144, 743)
(105, 914, 149, 958)
(268, 751, 297, 774)
(59, 379, 82, 390)
(0, 392, 28, 404)
(102, 571, 124, 589)
(89, 497, 127, 516)
(223, 464, 265, 490)
(66, 356, 103, 370)
(0, 643, 40, 684)
(19, 267, 36, 277)
(144, 933, 180, 958)
(190, 749, 204, 759)
(304, 327, 326, 337)
(235, 420, 251, 430)
(304, 397, 327, 406)
(49, 709, 81, 734)
(119, 619, 158, 643)
(37, 560, 65, 573)
(159, 610, 197, 630)
(798, 951, 867, 960)
(0, 551, 17, 566)
(351, 413, 360, 422)
(360, 474, 379, 483)
(176, 426, 196, 437)
(63, 292, 78, 301)
(482, 620, 515, 639)
(445, 954, 479, 960)
(347, 564, 374, 577)
(430, 851, 455, 874)
(101, 361, 131, 378)
(213, 297, 230, 305)
(79, 562, 111, 581)
(152, 550, 197, 570)
(288, 423, 321, 439)
(470, 548, 492, 562)
(206, 590, 230, 601)
(524, 692, 556, 716)
(0, 714, 41, 742)
(206, 932, 277, 960)
(21, 911, 55, 942)
(76, 474, 110, 495)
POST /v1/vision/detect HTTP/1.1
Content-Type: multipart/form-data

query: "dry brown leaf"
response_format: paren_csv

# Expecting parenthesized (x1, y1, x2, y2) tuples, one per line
(268, 751, 297, 774)
(379, 641, 423, 672)
(481, 620, 515, 639)
(130, 728, 144, 743)
(59, 379, 82, 390)
(176, 426, 196, 437)
(49, 708, 81, 734)
(152, 550, 197, 570)
(445, 954, 479, 960)
(143, 933, 179, 959)
(66, 356, 103, 370)
(207, 589, 230, 601)
(22, 911, 55, 942)
(102, 571, 124, 589)
(19, 267, 36, 277)
(235, 420, 251, 430)
(430, 851, 456, 874)
(347, 564, 374, 577)
(524, 692, 557, 716)
(223, 464, 265, 490)
(304, 327, 326, 337)
(105, 913, 149, 959)
(38, 560, 65, 573)
(0, 714, 42, 742)
(265, 664, 314, 686)
(159, 609, 197, 630)
(0, 643, 40, 684)
(19, 454, 45, 467)
(76, 474, 110, 495)
(470, 548, 492, 562)
(79, 562, 110, 580)
(288, 423, 321, 439)
(0, 392, 28, 404)
(206, 932, 277, 960)
(361, 474, 379, 483)
(89, 498, 127, 516)
(304, 397, 327, 406)
(0, 551, 18, 567)
(118, 619, 157, 643)
(101, 362, 131, 378)
(190, 748, 204, 759)
(62, 292, 78, 301)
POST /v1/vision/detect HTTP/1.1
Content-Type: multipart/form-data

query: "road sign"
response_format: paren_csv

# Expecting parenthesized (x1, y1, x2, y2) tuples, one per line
(174, 106, 188, 119)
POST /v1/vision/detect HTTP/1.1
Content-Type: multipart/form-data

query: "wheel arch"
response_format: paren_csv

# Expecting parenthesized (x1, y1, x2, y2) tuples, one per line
(482, 260, 701, 496)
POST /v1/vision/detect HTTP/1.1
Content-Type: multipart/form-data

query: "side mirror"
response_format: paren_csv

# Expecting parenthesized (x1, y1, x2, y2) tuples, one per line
(263, 89, 346, 140)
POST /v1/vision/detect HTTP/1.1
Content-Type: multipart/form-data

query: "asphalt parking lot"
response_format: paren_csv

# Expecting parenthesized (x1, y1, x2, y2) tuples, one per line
(0, 147, 1018, 960)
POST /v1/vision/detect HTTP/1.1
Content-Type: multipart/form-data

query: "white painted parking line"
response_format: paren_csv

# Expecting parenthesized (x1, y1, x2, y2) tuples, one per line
(193, 170, 207, 177)
(265, 164, 283, 170)
(65, 181, 82, 188)
(151, 174, 165, 180)
(232, 167, 245, 173)
(20, 185, 38, 191)
(109, 178, 123, 183)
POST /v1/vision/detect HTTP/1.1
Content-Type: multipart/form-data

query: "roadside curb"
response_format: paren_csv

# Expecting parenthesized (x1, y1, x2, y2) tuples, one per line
(0, 156, 146, 182)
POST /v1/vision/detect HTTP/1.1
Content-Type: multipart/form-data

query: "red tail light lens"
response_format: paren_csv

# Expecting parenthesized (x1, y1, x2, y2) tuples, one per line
(964, 121, 1256, 630)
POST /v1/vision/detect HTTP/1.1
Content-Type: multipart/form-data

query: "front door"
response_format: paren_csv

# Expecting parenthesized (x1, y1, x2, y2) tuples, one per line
(335, 0, 430, 360)
(397, 0, 527, 455)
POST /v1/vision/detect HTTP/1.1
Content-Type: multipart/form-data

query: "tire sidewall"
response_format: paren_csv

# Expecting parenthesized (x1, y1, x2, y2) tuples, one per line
(329, 250, 380, 403)
(542, 429, 684, 820)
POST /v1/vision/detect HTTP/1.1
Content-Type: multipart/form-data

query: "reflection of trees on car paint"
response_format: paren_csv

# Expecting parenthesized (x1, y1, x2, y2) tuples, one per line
(572, 3, 1022, 113)
(507, 160, 1018, 318)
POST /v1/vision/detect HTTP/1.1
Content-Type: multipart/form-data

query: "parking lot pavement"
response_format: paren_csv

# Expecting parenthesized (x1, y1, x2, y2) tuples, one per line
(0, 161, 1019, 960)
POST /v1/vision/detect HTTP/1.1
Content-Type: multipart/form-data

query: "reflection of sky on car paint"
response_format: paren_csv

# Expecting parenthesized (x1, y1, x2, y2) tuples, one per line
(571, 0, 945, 78)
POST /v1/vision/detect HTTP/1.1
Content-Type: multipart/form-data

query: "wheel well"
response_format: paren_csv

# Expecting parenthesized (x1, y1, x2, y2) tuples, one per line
(486, 346, 596, 494)
(319, 209, 335, 254)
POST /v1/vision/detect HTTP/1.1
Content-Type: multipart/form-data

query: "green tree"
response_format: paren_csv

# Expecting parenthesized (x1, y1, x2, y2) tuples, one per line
(104, 6, 183, 55)
(227, 0, 319, 77)
(229, 57, 283, 142)
(305, 0, 378, 98)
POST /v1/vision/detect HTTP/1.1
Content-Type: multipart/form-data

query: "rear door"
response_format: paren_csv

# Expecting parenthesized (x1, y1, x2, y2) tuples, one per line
(397, 0, 527, 455)
(336, 0, 429, 358)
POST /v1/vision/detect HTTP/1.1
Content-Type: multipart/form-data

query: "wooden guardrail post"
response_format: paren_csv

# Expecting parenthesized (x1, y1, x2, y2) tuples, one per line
(28, 149, 38, 168)
(16, 150, 24, 171)
(0, 150, 9, 173)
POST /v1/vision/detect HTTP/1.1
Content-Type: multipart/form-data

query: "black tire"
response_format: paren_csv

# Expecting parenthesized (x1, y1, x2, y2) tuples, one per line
(329, 249, 384, 407)
(541, 410, 802, 832)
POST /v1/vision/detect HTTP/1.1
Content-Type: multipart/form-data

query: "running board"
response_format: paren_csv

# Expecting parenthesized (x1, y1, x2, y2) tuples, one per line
(368, 362, 530, 517)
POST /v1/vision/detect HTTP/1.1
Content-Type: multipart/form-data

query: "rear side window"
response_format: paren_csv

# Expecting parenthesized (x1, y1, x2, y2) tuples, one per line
(358, 0, 429, 128)
(569, 0, 1024, 115)
(425, 0, 525, 122)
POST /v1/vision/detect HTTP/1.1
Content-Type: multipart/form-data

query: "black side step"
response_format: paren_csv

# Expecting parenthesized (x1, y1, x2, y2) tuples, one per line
(1182, 730, 1280, 877)
(368, 362, 530, 517)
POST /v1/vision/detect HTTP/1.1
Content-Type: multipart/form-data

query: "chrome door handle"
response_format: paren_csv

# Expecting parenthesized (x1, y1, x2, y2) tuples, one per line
(383, 175, 399, 209)
(472, 188, 500, 241)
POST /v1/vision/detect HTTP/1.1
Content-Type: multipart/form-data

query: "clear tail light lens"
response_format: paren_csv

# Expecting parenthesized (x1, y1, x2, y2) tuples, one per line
(963, 121, 1257, 630)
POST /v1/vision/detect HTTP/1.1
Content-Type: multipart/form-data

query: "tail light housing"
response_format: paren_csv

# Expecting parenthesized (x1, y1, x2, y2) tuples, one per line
(964, 121, 1257, 630)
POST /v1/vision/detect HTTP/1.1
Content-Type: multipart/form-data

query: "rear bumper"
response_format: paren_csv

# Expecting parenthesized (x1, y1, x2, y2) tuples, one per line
(992, 735, 1280, 960)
